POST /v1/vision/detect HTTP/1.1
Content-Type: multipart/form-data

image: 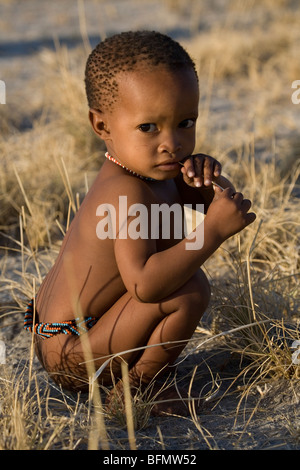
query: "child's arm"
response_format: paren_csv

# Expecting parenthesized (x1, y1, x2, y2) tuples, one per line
(113, 178, 255, 303)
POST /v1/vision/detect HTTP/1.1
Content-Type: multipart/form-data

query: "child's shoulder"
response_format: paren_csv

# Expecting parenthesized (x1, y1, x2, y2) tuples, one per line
(87, 169, 158, 210)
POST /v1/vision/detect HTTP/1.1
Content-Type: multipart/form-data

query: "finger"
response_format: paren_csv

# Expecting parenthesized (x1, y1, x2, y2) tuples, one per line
(183, 157, 195, 178)
(241, 198, 252, 212)
(231, 191, 243, 201)
(245, 212, 256, 226)
(213, 160, 222, 177)
(192, 157, 204, 187)
(203, 157, 215, 186)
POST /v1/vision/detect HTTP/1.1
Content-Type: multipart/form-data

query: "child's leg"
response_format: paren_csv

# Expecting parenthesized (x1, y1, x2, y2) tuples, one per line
(38, 269, 210, 394)
(129, 269, 210, 383)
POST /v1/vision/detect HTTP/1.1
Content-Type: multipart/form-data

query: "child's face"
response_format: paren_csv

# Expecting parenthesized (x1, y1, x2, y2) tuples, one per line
(101, 66, 199, 181)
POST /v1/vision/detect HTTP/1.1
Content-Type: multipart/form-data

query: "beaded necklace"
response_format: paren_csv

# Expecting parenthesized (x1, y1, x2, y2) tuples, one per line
(105, 152, 156, 181)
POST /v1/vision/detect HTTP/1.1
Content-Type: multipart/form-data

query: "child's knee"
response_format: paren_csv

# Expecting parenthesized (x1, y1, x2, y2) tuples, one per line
(182, 269, 211, 314)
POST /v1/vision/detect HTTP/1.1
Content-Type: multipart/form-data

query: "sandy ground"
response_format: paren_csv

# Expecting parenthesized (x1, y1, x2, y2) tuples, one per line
(0, 0, 299, 451)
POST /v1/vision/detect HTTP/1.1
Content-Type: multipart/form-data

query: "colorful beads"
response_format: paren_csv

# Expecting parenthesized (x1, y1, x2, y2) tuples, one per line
(105, 152, 156, 181)
(24, 299, 98, 340)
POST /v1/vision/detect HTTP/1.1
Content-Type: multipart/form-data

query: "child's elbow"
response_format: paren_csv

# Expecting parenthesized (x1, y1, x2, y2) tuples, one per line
(129, 282, 161, 304)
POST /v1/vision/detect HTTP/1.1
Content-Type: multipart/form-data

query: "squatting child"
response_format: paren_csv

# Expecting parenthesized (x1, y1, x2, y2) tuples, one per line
(24, 31, 256, 415)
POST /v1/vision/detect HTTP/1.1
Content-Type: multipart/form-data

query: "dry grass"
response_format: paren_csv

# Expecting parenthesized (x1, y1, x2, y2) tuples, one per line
(0, 0, 299, 450)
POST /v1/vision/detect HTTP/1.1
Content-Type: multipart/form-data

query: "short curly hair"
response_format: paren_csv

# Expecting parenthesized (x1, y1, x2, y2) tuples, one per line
(85, 30, 198, 112)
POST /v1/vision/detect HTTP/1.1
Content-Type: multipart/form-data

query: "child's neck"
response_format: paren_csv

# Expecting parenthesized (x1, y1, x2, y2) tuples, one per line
(105, 152, 156, 182)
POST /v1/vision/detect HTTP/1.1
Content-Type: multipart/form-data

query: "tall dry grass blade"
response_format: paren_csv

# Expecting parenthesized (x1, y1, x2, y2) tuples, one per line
(43, 421, 67, 451)
(55, 157, 77, 215)
(196, 58, 215, 148)
(19, 211, 25, 276)
(55, 218, 66, 236)
(27, 281, 36, 389)
(283, 162, 300, 207)
(13, 165, 33, 216)
(66, 200, 72, 233)
(121, 360, 137, 450)
(246, 219, 263, 322)
(63, 252, 109, 450)
(77, 0, 92, 54)
(187, 367, 217, 449)
(156, 426, 166, 450)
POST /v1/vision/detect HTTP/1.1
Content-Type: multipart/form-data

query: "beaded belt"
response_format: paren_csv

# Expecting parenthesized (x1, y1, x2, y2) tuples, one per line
(24, 299, 99, 340)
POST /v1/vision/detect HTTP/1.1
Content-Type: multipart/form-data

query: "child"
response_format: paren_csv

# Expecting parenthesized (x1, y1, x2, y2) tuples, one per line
(24, 31, 255, 415)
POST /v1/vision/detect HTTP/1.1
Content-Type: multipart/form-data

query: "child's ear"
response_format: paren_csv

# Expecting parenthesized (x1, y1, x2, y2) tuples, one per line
(89, 108, 111, 140)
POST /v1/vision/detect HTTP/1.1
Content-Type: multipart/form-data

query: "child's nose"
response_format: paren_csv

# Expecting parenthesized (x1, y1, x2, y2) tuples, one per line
(158, 132, 182, 155)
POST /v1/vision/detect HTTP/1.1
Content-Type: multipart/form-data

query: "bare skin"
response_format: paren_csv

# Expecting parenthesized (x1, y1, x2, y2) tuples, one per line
(34, 65, 256, 414)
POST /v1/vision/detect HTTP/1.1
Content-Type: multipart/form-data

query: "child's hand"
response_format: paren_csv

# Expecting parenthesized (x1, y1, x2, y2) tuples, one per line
(206, 186, 256, 241)
(180, 153, 222, 188)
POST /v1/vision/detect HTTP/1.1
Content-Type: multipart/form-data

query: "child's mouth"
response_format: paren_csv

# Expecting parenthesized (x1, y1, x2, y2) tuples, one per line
(157, 161, 181, 171)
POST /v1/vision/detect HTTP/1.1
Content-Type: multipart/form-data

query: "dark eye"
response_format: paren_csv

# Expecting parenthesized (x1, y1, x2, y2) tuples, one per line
(179, 119, 196, 129)
(138, 123, 157, 133)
